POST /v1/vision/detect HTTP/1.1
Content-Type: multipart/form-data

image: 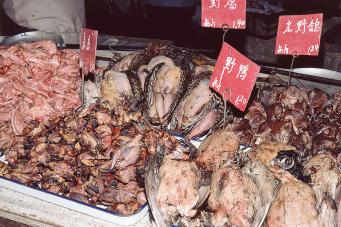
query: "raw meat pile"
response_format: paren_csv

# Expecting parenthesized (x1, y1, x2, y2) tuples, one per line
(2, 41, 341, 224)
(0, 40, 81, 151)
(0, 103, 190, 215)
(145, 84, 341, 227)
(106, 47, 341, 157)
(100, 45, 225, 141)
(229, 85, 341, 157)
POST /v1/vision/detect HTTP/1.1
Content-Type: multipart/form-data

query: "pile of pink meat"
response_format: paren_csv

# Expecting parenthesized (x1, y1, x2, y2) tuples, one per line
(0, 40, 81, 151)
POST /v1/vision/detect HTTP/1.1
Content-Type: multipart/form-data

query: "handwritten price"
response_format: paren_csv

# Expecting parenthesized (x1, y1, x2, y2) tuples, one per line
(232, 19, 245, 29)
(307, 44, 319, 55)
(235, 95, 247, 106)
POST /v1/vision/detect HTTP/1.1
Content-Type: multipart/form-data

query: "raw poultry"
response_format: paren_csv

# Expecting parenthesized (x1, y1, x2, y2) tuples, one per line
(1, 41, 341, 224)
(0, 103, 188, 215)
(145, 82, 341, 226)
(0, 40, 81, 151)
(105, 46, 226, 135)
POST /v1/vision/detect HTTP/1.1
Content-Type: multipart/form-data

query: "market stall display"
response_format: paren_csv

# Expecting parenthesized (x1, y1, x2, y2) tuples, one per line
(101, 45, 226, 140)
(0, 40, 341, 226)
(145, 83, 341, 227)
(1, 103, 187, 215)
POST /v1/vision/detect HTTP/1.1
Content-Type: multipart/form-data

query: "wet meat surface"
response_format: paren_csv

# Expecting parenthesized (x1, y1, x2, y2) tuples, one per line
(0, 104, 178, 215)
(156, 159, 200, 220)
(0, 41, 81, 151)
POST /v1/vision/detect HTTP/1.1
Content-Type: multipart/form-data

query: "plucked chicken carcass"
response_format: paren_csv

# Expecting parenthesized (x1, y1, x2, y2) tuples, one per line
(206, 143, 296, 227)
(145, 142, 210, 227)
(265, 86, 312, 156)
(106, 45, 226, 140)
(239, 143, 317, 227)
(304, 153, 341, 226)
(196, 129, 240, 172)
(309, 89, 341, 155)
(157, 159, 202, 219)
(229, 85, 341, 158)
(259, 86, 341, 158)
(143, 46, 220, 127)
(266, 179, 321, 227)
(208, 165, 262, 227)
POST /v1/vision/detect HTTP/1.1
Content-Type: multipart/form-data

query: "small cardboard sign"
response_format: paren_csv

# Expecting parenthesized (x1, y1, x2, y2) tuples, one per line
(80, 28, 98, 73)
(210, 42, 260, 111)
(201, 0, 246, 29)
(275, 13, 323, 56)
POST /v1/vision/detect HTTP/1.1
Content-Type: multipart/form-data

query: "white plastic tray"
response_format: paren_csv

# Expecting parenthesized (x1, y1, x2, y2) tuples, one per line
(0, 174, 149, 226)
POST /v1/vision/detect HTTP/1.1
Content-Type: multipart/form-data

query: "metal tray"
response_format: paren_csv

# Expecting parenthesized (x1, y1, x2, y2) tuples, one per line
(0, 174, 149, 226)
(0, 31, 64, 47)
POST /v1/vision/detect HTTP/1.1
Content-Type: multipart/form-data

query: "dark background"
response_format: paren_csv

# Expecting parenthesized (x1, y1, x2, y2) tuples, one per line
(0, 0, 341, 70)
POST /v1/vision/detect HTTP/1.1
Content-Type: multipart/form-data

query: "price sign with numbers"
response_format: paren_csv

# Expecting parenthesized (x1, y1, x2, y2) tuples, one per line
(209, 42, 260, 111)
(275, 13, 323, 56)
(80, 28, 98, 73)
(201, 0, 246, 29)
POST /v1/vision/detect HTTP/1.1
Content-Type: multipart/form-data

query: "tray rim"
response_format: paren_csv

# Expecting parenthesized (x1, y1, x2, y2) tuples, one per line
(0, 176, 149, 225)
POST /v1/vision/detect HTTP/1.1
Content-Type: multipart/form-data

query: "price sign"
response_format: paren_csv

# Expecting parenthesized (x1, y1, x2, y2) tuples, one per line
(210, 42, 260, 111)
(201, 0, 246, 29)
(275, 13, 323, 56)
(80, 28, 98, 73)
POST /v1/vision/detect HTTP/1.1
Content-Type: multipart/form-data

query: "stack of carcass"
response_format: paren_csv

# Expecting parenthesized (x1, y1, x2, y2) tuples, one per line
(0, 103, 190, 215)
(0, 40, 81, 151)
(1, 42, 341, 225)
(146, 84, 341, 226)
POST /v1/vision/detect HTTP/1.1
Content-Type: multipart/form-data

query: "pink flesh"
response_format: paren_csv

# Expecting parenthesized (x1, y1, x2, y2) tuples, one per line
(111, 135, 142, 169)
(149, 99, 158, 119)
(116, 146, 140, 169)
(0, 50, 26, 66)
(163, 93, 174, 117)
(176, 104, 185, 128)
(137, 65, 148, 90)
(187, 111, 218, 139)
(155, 93, 165, 121)
(338, 200, 341, 226)
(0, 40, 80, 141)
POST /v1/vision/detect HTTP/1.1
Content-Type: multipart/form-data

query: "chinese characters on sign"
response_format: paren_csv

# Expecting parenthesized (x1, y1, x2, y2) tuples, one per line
(201, 0, 246, 29)
(210, 42, 260, 111)
(275, 13, 323, 56)
(208, 0, 237, 9)
(80, 28, 98, 74)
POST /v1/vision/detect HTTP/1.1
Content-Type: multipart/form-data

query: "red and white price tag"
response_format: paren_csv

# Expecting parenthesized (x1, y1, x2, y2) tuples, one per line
(80, 28, 98, 73)
(275, 13, 323, 56)
(201, 0, 246, 29)
(210, 43, 260, 112)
